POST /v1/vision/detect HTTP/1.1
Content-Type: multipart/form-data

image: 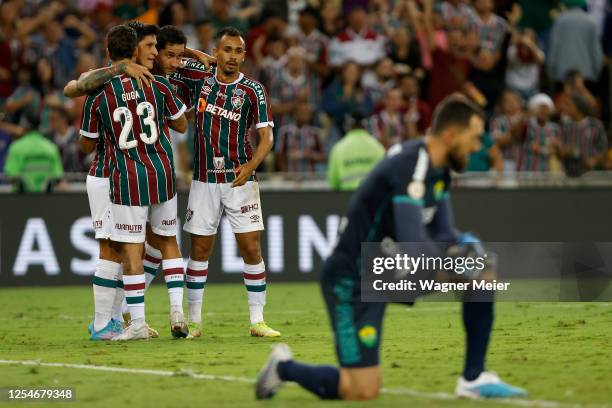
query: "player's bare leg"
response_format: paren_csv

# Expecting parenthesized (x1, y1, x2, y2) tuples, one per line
(235, 231, 280, 337)
(338, 367, 381, 400)
(185, 234, 215, 338)
(112, 242, 149, 341)
(155, 233, 188, 338)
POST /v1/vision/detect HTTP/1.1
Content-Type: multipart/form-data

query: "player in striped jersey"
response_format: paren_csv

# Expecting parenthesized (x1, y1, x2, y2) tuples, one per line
(65, 25, 163, 339)
(66, 24, 215, 339)
(79, 25, 189, 340)
(172, 27, 280, 338)
(65, 26, 156, 340)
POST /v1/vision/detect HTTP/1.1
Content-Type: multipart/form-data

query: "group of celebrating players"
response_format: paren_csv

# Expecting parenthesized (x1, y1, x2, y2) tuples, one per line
(66, 22, 279, 341)
(67, 21, 528, 402)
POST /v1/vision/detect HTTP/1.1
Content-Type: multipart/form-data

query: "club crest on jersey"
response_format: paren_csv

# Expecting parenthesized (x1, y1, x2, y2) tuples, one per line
(231, 88, 245, 110)
(213, 156, 225, 170)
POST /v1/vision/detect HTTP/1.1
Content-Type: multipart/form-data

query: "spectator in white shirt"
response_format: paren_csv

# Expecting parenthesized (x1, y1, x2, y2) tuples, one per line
(328, 5, 386, 67)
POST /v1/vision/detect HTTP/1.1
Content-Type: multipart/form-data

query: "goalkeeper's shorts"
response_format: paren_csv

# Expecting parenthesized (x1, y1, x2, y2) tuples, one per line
(320, 254, 387, 368)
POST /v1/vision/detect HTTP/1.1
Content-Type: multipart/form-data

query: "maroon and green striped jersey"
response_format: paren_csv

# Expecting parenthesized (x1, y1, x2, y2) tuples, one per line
(87, 135, 111, 178)
(171, 60, 274, 183)
(80, 74, 186, 206)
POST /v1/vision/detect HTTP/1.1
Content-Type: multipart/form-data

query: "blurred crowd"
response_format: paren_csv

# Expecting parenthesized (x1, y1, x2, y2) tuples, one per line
(0, 0, 611, 192)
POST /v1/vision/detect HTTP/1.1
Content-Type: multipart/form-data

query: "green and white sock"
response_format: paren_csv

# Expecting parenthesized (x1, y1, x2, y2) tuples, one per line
(244, 261, 266, 324)
(123, 274, 146, 325)
(186, 259, 207, 324)
(144, 243, 162, 289)
(163, 258, 185, 314)
(93, 259, 120, 331)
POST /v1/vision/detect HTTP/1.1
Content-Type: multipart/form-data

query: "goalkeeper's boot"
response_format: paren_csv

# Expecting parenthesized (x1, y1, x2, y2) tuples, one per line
(186, 322, 203, 339)
(90, 320, 124, 341)
(456, 371, 527, 398)
(250, 321, 281, 337)
(170, 310, 189, 338)
(111, 321, 149, 341)
(255, 343, 293, 399)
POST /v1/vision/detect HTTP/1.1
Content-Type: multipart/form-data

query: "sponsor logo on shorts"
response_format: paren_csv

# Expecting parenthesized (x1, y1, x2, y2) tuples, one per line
(93, 220, 103, 229)
(358, 325, 378, 348)
(241, 203, 259, 214)
(250, 214, 260, 224)
(161, 218, 177, 226)
(186, 208, 194, 222)
(115, 223, 143, 233)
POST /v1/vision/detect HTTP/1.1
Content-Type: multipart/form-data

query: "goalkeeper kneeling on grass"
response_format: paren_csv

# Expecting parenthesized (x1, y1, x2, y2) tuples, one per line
(256, 95, 527, 401)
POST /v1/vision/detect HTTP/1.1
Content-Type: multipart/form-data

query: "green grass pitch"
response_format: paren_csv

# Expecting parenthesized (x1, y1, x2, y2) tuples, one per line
(0, 283, 611, 407)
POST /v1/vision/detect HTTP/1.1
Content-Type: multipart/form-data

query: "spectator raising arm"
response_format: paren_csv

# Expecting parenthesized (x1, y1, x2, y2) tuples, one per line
(63, 14, 97, 50)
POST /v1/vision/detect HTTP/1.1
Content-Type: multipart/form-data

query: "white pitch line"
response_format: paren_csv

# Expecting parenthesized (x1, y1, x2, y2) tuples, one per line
(0, 359, 253, 384)
(1, 359, 607, 408)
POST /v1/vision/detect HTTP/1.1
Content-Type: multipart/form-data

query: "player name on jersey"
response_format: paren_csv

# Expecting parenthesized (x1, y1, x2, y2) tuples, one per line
(80, 74, 186, 206)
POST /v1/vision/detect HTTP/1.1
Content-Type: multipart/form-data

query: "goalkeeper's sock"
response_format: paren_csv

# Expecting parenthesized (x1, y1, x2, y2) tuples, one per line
(111, 274, 124, 322)
(277, 361, 340, 399)
(462, 301, 494, 381)
(123, 274, 146, 324)
(163, 258, 185, 314)
(186, 259, 207, 323)
(244, 261, 266, 324)
(92, 259, 120, 331)
(144, 243, 162, 289)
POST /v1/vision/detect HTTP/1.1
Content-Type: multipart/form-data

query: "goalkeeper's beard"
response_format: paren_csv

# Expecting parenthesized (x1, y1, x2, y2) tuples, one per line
(449, 151, 468, 172)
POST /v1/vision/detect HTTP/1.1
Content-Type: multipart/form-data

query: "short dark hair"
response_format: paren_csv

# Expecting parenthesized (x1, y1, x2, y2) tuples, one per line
(126, 21, 159, 41)
(107, 25, 138, 61)
(430, 95, 485, 135)
(215, 26, 244, 43)
(157, 25, 187, 51)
